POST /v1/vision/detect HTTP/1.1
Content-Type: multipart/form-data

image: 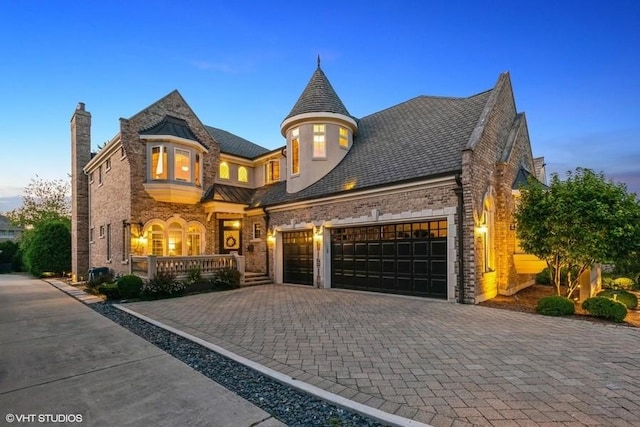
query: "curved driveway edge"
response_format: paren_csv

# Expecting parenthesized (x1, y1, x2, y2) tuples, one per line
(122, 284, 640, 426)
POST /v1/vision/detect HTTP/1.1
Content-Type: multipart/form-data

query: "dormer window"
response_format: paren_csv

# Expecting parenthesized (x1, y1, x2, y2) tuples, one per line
(219, 162, 230, 179)
(313, 124, 326, 158)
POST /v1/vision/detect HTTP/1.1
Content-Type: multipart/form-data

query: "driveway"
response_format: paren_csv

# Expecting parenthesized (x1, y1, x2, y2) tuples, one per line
(123, 284, 640, 426)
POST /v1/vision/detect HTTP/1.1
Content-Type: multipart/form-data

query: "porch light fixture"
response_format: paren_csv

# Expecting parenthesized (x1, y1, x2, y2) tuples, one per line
(476, 224, 488, 234)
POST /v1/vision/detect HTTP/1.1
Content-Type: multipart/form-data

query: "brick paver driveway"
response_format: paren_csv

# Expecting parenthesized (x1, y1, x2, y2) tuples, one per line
(124, 285, 640, 426)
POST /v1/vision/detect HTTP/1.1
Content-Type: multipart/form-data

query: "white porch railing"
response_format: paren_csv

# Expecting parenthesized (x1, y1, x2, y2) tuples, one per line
(129, 254, 245, 281)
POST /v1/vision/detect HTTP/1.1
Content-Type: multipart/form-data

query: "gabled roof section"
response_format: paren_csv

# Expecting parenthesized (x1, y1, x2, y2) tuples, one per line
(252, 89, 493, 207)
(202, 184, 255, 204)
(499, 113, 525, 163)
(512, 167, 532, 190)
(205, 126, 270, 159)
(283, 65, 351, 122)
(140, 115, 200, 142)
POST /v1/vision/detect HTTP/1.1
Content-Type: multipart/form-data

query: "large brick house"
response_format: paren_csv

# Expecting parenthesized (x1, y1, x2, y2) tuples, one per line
(71, 64, 545, 303)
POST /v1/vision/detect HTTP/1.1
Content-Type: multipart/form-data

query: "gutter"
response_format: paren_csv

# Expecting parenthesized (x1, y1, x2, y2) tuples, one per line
(453, 174, 465, 303)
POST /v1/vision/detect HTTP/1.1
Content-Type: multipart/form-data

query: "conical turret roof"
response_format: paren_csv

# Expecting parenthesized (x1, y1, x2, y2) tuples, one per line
(283, 63, 351, 122)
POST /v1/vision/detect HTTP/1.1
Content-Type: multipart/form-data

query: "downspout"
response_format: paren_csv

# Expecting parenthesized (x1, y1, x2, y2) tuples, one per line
(454, 174, 465, 303)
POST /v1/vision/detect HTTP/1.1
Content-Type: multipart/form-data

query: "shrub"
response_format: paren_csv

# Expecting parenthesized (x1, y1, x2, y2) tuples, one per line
(597, 289, 638, 309)
(98, 283, 121, 300)
(536, 296, 575, 316)
(213, 267, 241, 289)
(87, 270, 114, 288)
(22, 219, 71, 277)
(117, 274, 144, 299)
(186, 266, 202, 285)
(582, 297, 628, 323)
(601, 275, 615, 289)
(612, 277, 634, 290)
(142, 271, 185, 297)
(0, 240, 22, 272)
(535, 267, 571, 286)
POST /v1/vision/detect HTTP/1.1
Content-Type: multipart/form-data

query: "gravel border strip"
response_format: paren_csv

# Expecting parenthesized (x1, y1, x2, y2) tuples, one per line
(91, 302, 388, 427)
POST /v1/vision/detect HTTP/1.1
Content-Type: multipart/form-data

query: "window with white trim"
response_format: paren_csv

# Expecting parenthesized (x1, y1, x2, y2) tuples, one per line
(313, 124, 326, 158)
(266, 160, 280, 183)
(152, 146, 168, 180)
(219, 162, 230, 179)
(252, 222, 262, 240)
(174, 148, 191, 182)
(291, 128, 300, 175)
(238, 166, 248, 183)
(339, 127, 349, 148)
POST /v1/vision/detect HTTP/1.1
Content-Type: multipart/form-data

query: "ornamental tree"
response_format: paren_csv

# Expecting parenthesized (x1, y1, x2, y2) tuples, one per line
(515, 168, 640, 297)
(6, 176, 70, 228)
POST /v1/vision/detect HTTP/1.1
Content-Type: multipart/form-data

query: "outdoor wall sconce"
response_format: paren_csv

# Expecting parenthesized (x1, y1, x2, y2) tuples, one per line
(476, 224, 488, 234)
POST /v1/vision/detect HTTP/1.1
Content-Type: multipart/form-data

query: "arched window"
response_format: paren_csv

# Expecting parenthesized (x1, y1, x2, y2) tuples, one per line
(238, 166, 248, 183)
(150, 224, 164, 255)
(219, 162, 230, 179)
(168, 222, 183, 256)
(187, 225, 203, 255)
(291, 128, 300, 175)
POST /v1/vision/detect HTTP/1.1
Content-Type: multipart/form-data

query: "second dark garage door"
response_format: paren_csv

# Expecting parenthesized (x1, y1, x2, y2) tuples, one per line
(330, 220, 448, 299)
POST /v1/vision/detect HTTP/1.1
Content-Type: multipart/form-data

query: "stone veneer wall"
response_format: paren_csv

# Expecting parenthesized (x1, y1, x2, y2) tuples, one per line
(71, 104, 91, 281)
(267, 180, 459, 298)
(88, 91, 221, 275)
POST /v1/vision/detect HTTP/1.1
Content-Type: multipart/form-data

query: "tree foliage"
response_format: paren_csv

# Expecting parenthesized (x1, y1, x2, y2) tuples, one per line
(22, 219, 71, 277)
(6, 176, 70, 228)
(515, 168, 640, 297)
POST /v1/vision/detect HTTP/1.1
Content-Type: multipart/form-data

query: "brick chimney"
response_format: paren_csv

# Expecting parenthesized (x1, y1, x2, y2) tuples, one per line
(71, 102, 91, 281)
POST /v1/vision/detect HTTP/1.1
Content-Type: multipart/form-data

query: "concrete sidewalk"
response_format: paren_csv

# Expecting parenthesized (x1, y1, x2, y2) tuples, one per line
(0, 274, 284, 427)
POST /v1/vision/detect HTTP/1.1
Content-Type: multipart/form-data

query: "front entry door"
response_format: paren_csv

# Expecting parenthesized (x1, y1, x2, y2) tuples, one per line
(219, 219, 242, 254)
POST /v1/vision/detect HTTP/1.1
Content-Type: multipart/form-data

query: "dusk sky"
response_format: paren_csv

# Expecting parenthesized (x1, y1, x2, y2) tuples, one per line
(1, 1, 638, 212)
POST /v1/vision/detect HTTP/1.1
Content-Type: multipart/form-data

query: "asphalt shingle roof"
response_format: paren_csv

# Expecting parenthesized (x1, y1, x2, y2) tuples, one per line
(251, 90, 493, 207)
(205, 126, 271, 159)
(283, 66, 351, 121)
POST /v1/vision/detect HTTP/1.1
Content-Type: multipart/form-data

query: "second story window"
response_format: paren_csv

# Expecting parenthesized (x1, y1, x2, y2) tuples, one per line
(174, 148, 191, 182)
(219, 162, 230, 179)
(238, 166, 248, 183)
(291, 128, 300, 175)
(313, 124, 326, 158)
(266, 160, 280, 183)
(339, 127, 349, 148)
(195, 154, 201, 187)
(152, 146, 168, 180)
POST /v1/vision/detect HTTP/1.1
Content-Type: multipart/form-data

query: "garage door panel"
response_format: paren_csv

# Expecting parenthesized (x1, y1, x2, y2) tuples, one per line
(283, 231, 313, 285)
(331, 221, 448, 299)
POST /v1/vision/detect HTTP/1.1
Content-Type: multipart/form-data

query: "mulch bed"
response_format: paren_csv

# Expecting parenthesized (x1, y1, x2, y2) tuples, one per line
(478, 284, 640, 327)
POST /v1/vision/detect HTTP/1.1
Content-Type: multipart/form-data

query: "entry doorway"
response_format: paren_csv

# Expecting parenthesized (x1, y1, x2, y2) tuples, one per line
(219, 219, 242, 254)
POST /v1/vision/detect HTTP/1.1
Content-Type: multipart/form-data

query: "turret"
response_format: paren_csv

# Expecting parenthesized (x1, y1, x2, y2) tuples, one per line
(281, 59, 357, 193)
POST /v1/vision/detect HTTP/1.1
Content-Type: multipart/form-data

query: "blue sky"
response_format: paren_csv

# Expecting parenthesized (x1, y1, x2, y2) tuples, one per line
(1, 1, 639, 211)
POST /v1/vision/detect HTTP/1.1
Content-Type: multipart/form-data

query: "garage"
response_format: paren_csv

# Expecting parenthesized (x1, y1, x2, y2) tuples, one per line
(282, 230, 314, 285)
(330, 220, 448, 298)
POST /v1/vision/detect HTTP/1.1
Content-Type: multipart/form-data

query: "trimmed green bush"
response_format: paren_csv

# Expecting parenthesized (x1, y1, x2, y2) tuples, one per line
(117, 274, 143, 299)
(582, 297, 628, 323)
(142, 271, 185, 298)
(536, 296, 575, 316)
(597, 289, 638, 309)
(98, 283, 121, 300)
(613, 277, 634, 290)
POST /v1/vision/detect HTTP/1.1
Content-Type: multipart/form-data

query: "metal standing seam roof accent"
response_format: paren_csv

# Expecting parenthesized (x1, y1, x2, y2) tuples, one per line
(202, 184, 256, 204)
(139, 115, 201, 143)
(205, 126, 271, 159)
(283, 66, 351, 122)
(250, 90, 494, 208)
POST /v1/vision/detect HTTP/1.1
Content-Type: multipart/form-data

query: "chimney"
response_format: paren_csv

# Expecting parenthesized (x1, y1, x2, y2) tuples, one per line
(71, 103, 91, 282)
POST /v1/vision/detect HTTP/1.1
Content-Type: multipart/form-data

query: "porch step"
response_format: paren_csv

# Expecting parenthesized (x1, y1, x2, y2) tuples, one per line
(242, 272, 273, 287)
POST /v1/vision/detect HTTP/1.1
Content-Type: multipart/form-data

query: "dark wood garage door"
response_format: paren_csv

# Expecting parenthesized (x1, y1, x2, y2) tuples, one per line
(331, 220, 448, 298)
(283, 230, 313, 285)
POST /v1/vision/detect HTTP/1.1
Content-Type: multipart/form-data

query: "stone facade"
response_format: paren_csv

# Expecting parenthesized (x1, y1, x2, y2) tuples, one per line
(70, 103, 91, 281)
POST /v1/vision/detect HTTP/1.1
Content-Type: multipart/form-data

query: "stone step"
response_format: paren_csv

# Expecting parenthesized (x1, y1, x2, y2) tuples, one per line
(242, 273, 272, 286)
